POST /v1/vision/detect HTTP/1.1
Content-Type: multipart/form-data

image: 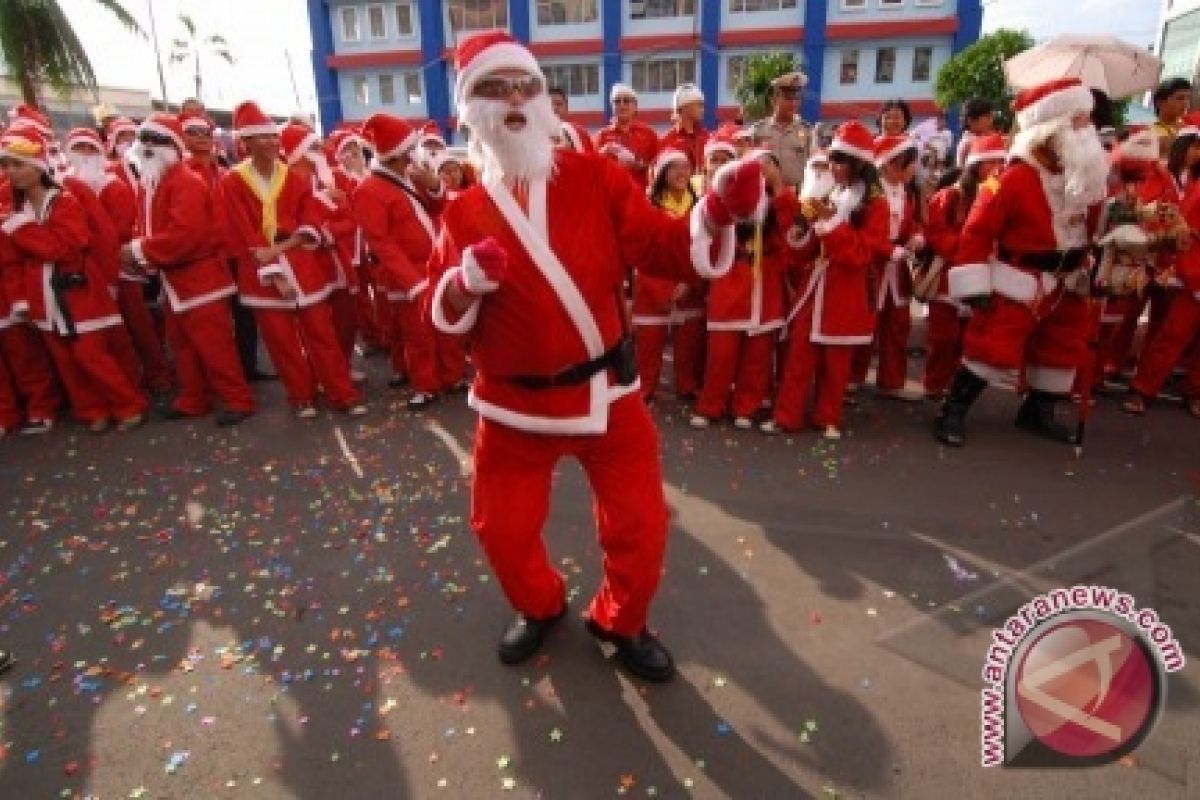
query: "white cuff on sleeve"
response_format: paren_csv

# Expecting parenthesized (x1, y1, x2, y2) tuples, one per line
(131, 238, 148, 265)
(258, 264, 286, 285)
(431, 267, 481, 334)
(1, 212, 35, 236)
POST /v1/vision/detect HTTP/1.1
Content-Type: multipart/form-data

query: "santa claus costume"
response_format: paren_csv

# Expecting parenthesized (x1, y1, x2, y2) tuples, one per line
(354, 113, 459, 406)
(660, 83, 710, 172)
(0, 244, 61, 435)
(124, 114, 255, 425)
(763, 123, 888, 438)
(0, 129, 147, 432)
(218, 101, 365, 418)
(429, 31, 761, 682)
(936, 78, 1109, 447)
(691, 148, 791, 429)
(595, 83, 660, 188)
(921, 135, 1008, 397)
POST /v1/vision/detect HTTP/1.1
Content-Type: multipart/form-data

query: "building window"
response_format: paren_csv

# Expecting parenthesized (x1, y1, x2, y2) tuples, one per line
(543, 63, 600, 97)
(839, 0, 866, 10)
(353, 75, 370, 106)
(340, 7, 360, 41)
(537, 1, 599, 24)
(729, 0, 796, 10)
(840, 49, 859, 85)
(875, 48, 896, 83)
(915, 0, 944, 5)
(447, 0, 508, 34)
(878, 0, 903, 8)
(727, 55, 748, 93)
(378, 74, 396, 105)
(395, 2, 415, 37)
(912, 46, 933, 82)
(630, 0, 695, 20)
(631, 57, 696, 93)
(367, 5, 387, 39)
(404, 72, 423, 104)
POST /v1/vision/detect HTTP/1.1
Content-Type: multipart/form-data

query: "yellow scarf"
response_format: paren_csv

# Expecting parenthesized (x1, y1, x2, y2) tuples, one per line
(660, 189, 694, 220)
(235, 159, 288, 243)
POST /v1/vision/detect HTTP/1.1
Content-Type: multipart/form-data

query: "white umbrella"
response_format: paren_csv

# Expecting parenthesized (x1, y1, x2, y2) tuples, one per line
(1004, 36, 1162, 98)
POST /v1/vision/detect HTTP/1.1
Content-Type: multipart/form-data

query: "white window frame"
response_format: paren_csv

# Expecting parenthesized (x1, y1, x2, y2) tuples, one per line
(536, 0, 600, 26)
(447, 0, 509, 34)
(630, 0, 696, 20)
(839, 0, 867, 11)
(394, 2, 417, 38)
(404, 72, 423, 104)
(542, 62, 601, 98)
(911, 46, 933, 82)
(839, 49, 859, 85)
(878, 0, 904, 9)
(353, 75, 370, 106)
(340, 7, 361, 42)
(729, 0, 798, 12)
(914, 0, 944, 6)
(366, 4, 388, 39)
(630, 55, 697, 94)
(378, 73, 396, 105)
(874, 47, 896, 84)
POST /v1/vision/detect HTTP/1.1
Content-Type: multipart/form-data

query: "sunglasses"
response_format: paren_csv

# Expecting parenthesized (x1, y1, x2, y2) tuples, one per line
(614, 97, 636, 105)
(473, 75, 543, 100)
(137, 132, 175, 147)
(184, 127, 213, 138)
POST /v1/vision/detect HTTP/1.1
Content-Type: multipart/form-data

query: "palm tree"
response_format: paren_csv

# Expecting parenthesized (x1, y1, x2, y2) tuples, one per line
(733, 51, 804, 124)
(0, 0, 144, 106)
(169, 13, 233, 104)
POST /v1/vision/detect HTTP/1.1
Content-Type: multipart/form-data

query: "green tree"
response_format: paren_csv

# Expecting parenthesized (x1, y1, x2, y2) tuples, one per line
(0, 0, 143, 107)
(733, 51, 802, 124)
(169, 13, 234, 104)
(935, 28, 1035, 131)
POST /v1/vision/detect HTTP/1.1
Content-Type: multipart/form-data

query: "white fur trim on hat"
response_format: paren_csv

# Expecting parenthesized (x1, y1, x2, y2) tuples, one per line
(1016, 83, 1094, 132)
(610, 83, 637, 103)
(139, 119, 187, 154)
(673, 83, 704, 113)
(1118, 130, 1159, 163)
(64, 130, 103, 153)
(235, 123, 280, 139)
(427, 149, 461, 176)
(454, 41, 544, 112)
(830, 139, 874, 164)
(966, 147, 1008, 167)
(286, 130, 322, 165)
(874, 138, 916, 168)
(648, 149, 689, 192)
(335, 134, 367, 157)
(704, 139, 736, 161)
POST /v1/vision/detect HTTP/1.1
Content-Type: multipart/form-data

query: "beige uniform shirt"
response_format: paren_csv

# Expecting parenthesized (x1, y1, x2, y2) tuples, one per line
(751, 116, 812, 189)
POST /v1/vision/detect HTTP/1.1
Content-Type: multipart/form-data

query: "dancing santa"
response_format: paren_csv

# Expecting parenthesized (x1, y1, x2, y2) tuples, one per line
(936, 78, 1110, 447)
(428, 31, 763, 682)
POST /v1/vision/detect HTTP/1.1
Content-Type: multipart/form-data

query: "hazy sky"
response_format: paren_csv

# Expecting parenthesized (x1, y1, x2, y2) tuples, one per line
(60, 0, 1164, 115)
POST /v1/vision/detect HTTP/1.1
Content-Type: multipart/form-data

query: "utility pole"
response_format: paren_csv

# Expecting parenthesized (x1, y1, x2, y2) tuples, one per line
(284, 49, 303, 111)
(147, 0, 170, 108)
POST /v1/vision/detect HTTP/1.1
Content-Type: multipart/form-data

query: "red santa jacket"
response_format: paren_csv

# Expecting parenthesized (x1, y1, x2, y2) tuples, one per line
(353, 165, 442, 302)
(705, 190, 795, 334)
(429, 151, 724, 435)
(219, 160, 336, 309)
(0, 188, 123, 335)
(925, 184, 969, 304)
(632, 191, 698, 325)
(876, 179, 923, 308)
(559, 121, 596, 154)
(130, 161, 235, 313)
(306, 173, 361, 294)
(1173, 178, 1200, 297)
(787, 185, 889, 345)
(61, 176, 121, 289)
(660, 123, 710, 172)
(951, 159, 1096, 304)
(595, 121, 660, 187)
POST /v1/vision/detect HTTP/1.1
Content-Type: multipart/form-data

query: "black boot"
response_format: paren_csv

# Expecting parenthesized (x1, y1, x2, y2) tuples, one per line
(585, 618, 675, 683)
(1015, 390, 1077, 444)
(497, 607, 566, 665)
(934, 368, 988, 447)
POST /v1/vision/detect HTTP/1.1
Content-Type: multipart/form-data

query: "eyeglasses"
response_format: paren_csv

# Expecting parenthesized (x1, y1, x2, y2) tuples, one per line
(184, 127, 213, 138)
(614, 97, 636, 105)
(473, 75, 543, 100)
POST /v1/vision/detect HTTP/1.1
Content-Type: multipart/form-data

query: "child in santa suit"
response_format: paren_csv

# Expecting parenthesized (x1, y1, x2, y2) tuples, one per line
(633, 148, 700, 402)
(762, 123, 889, 439)
(848, 134, 925, 399)
(922, 135, 1008, 398)
(0, 257, 61, 435)
(219, 102, 366, 419)
(0, 129, 148, 432)
(690, 148, 792, 429)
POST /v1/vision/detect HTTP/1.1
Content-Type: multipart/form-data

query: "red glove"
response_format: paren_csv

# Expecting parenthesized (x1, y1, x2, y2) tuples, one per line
(456, 236, 508, 295)
(703, 157, 765, 228)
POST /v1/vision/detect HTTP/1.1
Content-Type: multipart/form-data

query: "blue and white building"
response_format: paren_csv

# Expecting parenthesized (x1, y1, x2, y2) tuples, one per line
(305, 0, 983, 137)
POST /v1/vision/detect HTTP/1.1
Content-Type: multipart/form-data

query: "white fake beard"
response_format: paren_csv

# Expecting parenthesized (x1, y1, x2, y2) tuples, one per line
(305, 151, 337, 190)
(460, 93, 558, 184)
(1057, 125, 1110, 213)
(800, 164, 834, 201)
(114, 140, 132, 159)
(137, 145, 180, 192)
(68, 152, 108, 193)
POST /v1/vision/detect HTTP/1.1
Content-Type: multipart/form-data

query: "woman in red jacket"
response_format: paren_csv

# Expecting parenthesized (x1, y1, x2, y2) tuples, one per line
(763, 122, 889, 439)
(0, 130, 147, 432)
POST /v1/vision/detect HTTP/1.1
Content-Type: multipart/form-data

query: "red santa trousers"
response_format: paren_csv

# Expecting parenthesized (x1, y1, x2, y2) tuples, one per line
(42, 329, 148, 423)
(388, 299, 437, 393)
(636, 319, 706, 400)
(0, 325, 62, 422)
(354, 265, 388, 349)
(471, 394, 668, 637)
(1101, 285, 1173, 375)
(253, 303, 361, 410)
(0, 354, 18, 430)
(696, 330, 775, 419)
(1129, 291, 1200, 400)
(850, 296, 910, 390)
(772, 303, 854, 430)
(962, 290, 1090, 393)
(434, 330, 467, 391)
(923, 301, 968, 396)
(328, 288, 359, 363)
(165, 300, 257, 416)
(635, 324, 669, 400)
(116, 280, 173, 393)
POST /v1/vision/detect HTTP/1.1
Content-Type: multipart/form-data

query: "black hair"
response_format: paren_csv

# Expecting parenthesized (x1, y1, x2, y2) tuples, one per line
(1153, 78, 1192, 113)
(548, 86, 567, 103)
(937, 166, 963, 193)
(1090, 89, 1117, 131)
(10, 169, 57, 210)
(830, 152, 884, 228)
(649, 161, 697, 209)
(1168, 132, 1199, 182)
(963, 97, 994, 123)
(957, 161, 991, 208)
(878, 98, 912, 132)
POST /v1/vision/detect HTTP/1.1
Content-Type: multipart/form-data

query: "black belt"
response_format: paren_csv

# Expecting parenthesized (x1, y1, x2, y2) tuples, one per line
(506, 338, 631, 390)
(50, 271, 87, 339)
(998, 248, 1088, 272)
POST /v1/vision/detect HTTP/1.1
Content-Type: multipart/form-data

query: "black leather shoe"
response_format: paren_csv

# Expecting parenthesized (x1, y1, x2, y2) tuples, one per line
(1015, 390, 1077, 444)
(159, 407, 204, 422)
(585, 618, 675, 683)
(934, 367, 988, 447)
(215, 410, 254, 427)
(498, 607, 565, 665)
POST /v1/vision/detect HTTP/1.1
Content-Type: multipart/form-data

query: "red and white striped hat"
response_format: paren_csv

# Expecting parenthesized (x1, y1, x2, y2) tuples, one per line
(105, 116, 138, 155)
(361, 113, 420, 161)
(7, 104, 53, 138)
(0, 128, 50, 172)
(830, 121, 875, 163)
(280, 122, 322, 165)
(64, 127, 105, 153)
(232, 101, 279, 138)
(453, 30, 543, 114)
(648, 147, 690, 191)
(873, 134, 916, 167)
(965, 133, 1008, 166)
(138, 113, 187, 153)
(1013, 78, 1093, 132)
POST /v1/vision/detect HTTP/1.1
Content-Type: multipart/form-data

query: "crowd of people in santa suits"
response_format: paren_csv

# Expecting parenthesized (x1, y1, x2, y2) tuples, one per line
(3, 73, 1199, 445)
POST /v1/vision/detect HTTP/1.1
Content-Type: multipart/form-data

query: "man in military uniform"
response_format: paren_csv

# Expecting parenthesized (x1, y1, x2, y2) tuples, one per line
(750, 71, 812, 189)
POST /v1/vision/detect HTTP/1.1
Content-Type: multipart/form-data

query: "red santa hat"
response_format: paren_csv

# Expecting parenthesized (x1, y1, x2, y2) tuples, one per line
(1179, 111, 1200, 140)
(361, 113, 419, 161)
(64, 127, 105, 154)
(8, 104, 53, 138)
(138, 114, 187, 153)
(830, 121, 875, 164)
(704, 127, 738, 161)
(280, 122, 322, 165)
(1113, 126, 1159, 166)
(965, 133, 1008, 166)
(104, 116, 138, 155)
(418, 121, 445, 149)
(453, 30, 544, 113)
(673, 83, 704, 115)
(873, 134, 916, 167)
(0, 128, 50, 172)
(648, 148, 690, 191)
(326, 129, 367, 162)
(1013, 78, 1093, 133)
(179, 111, 215, 135)
(232, 101, 280, 138)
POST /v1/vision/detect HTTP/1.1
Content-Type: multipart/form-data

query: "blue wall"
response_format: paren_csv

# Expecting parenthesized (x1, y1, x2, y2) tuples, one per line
(802, 0, 829, 123)
(307, 0, 342, 134)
